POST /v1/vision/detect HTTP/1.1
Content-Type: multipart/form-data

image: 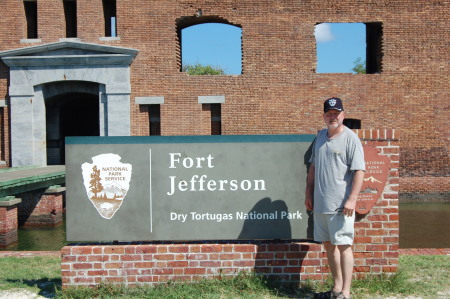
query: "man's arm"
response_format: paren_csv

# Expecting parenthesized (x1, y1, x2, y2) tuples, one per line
(343, 169, 365, 216)
(305, 164, 315, 211)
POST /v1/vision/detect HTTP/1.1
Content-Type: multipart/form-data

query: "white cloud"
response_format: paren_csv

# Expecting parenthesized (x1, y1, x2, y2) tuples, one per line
(314, 23, 334, 43)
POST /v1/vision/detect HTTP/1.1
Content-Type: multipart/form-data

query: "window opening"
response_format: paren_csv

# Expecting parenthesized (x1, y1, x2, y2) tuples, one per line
(103, 0, 117, 37)
(148, 105, 161, 136)
(343, 118, 361, 129)
(63, 0, 77, 38)
(211, 104, 221, 135)
(315, 22, 382, 74)
(24, 0, 38, 39)
(177, 17, 242, 75)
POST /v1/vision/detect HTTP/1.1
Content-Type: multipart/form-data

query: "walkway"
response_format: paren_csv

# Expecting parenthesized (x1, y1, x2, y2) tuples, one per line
(0, 165, 65, 198)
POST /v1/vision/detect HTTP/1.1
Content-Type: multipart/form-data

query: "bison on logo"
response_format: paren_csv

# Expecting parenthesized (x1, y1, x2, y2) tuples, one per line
(81, 153, 132, 219)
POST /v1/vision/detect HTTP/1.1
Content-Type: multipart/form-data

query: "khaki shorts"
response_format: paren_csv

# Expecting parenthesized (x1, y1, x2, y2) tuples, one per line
(313, 212, 355, 245)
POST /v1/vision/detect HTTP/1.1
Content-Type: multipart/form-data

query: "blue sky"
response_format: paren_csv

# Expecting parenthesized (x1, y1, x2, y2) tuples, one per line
(181, 23, 366, 75)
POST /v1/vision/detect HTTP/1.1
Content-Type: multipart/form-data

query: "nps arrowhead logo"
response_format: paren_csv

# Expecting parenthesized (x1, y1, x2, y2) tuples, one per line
(81, 153, 132, 219)
(356, 146, 390, 215)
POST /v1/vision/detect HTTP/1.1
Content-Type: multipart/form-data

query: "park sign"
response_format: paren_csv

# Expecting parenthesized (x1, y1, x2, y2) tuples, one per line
(65, 135, 315, 242)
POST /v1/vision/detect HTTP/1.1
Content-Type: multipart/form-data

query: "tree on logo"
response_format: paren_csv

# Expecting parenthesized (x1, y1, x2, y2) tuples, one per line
(89, 165, 103, 199)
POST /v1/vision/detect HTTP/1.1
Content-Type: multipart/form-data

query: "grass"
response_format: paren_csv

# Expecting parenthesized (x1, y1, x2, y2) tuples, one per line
(0, 256, 61, 297)
(0, 255, 449, 298)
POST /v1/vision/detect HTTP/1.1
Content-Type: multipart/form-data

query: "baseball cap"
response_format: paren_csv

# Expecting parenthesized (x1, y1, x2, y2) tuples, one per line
(324, 97, 344, 112)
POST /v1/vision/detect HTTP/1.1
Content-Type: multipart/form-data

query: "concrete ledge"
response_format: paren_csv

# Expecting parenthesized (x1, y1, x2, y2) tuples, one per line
(0, 196, 22, 207)
(45, 185, 66, 193)
(135, 97, 164, 105)
(198, 95, 225, 104)
(99, 36, 121, 42)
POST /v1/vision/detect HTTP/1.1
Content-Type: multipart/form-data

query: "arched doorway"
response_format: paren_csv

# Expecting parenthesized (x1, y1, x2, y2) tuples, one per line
(46, 92, 99, 165)
(0, 41, 138, 167)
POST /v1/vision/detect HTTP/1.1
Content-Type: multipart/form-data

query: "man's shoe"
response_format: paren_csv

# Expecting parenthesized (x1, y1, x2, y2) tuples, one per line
(336, 292, 352, 299)
(313, 289, 341, 299)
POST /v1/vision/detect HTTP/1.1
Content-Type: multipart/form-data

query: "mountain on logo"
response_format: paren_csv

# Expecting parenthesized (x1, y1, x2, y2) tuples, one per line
(364, 176, 382, 183)
(101, 182, 127, 200)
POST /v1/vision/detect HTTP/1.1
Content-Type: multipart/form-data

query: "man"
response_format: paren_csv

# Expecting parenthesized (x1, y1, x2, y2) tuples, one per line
(305, 97, 365, 299)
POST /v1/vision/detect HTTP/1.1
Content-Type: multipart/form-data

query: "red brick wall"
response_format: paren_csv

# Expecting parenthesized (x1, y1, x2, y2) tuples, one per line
(0, 1, 448, 183)
(61, 129, 400, 287)
(0, 206, 18, 247)
(16, 188, 64, 226)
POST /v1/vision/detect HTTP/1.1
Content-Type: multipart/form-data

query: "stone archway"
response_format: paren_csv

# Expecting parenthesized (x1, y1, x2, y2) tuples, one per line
(0, 41, 138, 166)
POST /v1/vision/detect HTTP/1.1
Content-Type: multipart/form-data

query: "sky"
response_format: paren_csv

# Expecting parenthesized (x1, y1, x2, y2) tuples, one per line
(181, 23, 366, 75)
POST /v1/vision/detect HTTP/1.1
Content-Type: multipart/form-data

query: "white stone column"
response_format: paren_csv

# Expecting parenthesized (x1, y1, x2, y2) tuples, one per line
(10, 95, 35, 166)
(104, 83, 131, 136)
(32, 86, 47, 166)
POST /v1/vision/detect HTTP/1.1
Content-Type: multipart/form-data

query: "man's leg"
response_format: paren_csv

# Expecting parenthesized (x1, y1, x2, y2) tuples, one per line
(337, 244, 353, 298)
(323, 241, 343, 294)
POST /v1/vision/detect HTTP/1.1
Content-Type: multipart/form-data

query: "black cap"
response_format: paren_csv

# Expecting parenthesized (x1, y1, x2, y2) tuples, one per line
(324, 97, 344, 112)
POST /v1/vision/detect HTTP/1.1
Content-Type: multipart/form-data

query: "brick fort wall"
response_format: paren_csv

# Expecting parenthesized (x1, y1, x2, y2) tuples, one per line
(0, 1, 448, 192)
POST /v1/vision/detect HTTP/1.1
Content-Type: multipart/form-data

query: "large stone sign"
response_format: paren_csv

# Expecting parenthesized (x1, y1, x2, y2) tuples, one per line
(66, 135, 315, 241)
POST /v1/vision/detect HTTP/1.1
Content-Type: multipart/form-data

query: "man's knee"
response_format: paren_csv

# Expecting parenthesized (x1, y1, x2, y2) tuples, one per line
(337, 244, 353, 254)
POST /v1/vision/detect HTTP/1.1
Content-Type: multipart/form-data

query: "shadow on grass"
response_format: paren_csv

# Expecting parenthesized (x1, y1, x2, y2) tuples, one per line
(55, 273, 317, 299)
(6, 278, 62, 298)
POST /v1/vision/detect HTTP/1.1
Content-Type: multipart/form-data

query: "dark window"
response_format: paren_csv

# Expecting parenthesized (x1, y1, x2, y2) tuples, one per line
(211, 104, 221, 135)
(24, 0, 38, 39)
(63, 0, 77, 38)
(344, 118, 361, 129)
(103, 0, 117, 37)
(148, 105, 161, 136)
(366, 22, 383, 74)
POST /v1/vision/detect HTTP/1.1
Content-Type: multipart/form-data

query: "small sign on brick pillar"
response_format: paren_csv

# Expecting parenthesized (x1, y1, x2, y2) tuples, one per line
(0, 196, 22, 248)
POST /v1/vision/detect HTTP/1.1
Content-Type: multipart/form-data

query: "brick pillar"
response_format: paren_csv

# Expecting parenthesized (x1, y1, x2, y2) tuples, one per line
(353, 129, 400, 275)
(0, 197, 21, 248)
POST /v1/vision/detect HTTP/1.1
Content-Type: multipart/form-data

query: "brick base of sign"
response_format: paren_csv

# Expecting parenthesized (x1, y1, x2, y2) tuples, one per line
(61, 129, 400, 288)
(17, 187, 65, 226)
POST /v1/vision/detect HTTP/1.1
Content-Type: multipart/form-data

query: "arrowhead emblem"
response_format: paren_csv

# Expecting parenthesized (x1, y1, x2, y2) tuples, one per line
(81, 153, 132, 219)
(356, 146, 390, 215)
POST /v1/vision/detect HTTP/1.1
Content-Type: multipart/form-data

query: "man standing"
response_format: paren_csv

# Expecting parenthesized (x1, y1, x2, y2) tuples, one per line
(305, 97, 365, 299)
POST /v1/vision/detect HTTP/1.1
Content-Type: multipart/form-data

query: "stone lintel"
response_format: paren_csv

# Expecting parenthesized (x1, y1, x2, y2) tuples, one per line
(198, 95, 225, 104)
(135, 97, 165, 105)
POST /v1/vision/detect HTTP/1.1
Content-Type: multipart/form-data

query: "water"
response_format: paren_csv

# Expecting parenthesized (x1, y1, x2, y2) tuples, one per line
(1, 202, 449, 251)
(0, 217, 69, 251)
(399, 201, 450, 248)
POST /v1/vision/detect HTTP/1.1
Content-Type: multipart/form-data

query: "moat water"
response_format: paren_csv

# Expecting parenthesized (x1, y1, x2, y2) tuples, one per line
(1, 202, 449, 251)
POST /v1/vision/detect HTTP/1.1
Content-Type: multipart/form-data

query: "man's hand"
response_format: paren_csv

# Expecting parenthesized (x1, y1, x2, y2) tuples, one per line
(305, 164, 315, 211)
(343, 195, 357, 217)
(305, 196, 313, 211)
(344, 170, 365, 217)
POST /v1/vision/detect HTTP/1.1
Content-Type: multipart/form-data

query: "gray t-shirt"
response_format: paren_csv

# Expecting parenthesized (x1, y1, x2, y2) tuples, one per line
(310, 126, 365, 214)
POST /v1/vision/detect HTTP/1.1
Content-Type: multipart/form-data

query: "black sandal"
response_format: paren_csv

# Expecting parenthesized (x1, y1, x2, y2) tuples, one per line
(313, 289, 341, 299)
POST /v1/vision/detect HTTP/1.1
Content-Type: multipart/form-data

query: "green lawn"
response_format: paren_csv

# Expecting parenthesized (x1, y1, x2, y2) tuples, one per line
(0, 254, 449, 298)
